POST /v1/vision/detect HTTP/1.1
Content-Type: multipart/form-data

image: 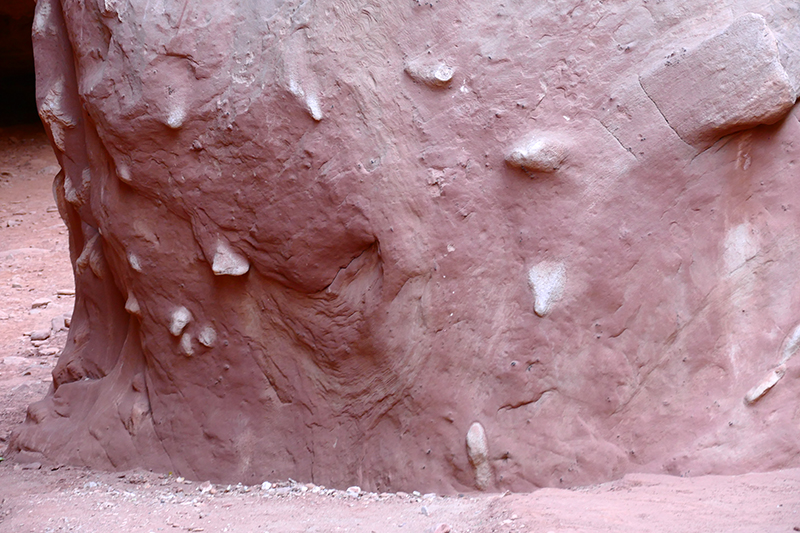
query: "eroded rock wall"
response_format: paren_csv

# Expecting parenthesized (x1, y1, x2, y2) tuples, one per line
(8, 0, 800, 493)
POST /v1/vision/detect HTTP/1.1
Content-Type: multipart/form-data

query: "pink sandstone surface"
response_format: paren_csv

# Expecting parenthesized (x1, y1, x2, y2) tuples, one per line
(8, 0, 800, 494)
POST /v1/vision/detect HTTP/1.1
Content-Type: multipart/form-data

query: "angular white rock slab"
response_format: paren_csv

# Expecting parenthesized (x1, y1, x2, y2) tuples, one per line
(212, 241, 250, 276)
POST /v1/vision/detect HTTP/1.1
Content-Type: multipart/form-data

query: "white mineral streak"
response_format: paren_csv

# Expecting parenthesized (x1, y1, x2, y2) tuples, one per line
(723, 223, 758, 274)
(780, 324, 800, 363)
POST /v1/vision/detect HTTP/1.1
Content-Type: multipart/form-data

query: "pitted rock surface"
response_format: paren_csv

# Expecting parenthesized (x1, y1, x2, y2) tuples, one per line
(8, 0, 800, 493)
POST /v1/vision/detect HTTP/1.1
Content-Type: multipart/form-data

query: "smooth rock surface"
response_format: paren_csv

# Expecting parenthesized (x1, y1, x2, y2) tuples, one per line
(640, 13, 796, 147)
(29, 329, 51, 342)
(8, 0, 800, 494)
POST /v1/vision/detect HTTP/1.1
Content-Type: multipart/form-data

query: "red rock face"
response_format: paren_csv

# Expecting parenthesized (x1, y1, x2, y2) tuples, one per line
(8, 0, 800, 493)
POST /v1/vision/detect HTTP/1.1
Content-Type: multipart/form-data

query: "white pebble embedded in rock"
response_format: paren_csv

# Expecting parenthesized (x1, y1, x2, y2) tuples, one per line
(466, 422, 491, 490)
(528, 261, 567, 317)
(169, 307, 192, 337)
(198, 326, 217, 348)
(506, 136, 567, 173)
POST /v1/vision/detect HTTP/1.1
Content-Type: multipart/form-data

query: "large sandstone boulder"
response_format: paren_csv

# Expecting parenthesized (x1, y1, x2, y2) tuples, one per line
(8, 0, 800, 493)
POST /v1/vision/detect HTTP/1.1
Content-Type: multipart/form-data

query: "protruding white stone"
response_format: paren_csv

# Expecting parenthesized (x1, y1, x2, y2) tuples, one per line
(466, 422, 491, 490)
(528, 261, 566, 317)
(288, 78, 302, 97)
(170, 306, 192, 337)
(212, 241, 250, 276)
(179, 332, 194, 356)
(466, 422, 488, 462)
(405, 60, 455, 88)
(128, 252, 142, 272)
(167, 106, 185, 129)
(117, 164, 132, 183)
(306, 94, 323, 122)
(506, 137, 567, 173)
(432, 64, 454, 85)
(125, 293, 141, 315)
(101, 0, 120, 18)
(288, 78, 323, 121)
(744, 364, 786, 404)
(198, 326, 217, 348)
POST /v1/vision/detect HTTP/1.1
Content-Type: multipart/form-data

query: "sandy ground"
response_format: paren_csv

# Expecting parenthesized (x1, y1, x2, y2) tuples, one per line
(0, 123, 73, 449)
(1, 124, 800, 532)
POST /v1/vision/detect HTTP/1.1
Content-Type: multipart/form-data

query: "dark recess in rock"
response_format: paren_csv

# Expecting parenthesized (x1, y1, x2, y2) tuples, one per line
(0, 1, 38, 126)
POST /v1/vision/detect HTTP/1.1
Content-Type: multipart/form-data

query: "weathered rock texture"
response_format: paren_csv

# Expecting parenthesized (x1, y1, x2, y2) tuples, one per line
(8, 0, 800, 493)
